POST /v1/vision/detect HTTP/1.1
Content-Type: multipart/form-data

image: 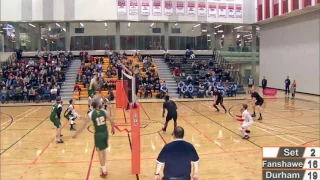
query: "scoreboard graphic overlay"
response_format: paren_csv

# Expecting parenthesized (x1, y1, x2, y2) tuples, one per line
(263, 147, 320, 180)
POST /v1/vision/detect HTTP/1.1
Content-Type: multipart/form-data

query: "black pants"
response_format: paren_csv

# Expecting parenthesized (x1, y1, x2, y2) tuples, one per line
(285, 85, 290, 94)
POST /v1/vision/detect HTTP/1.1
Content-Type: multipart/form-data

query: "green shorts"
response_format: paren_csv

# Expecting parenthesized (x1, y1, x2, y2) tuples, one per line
(50, 117, 61, 128)
(94, 132, 109, 151)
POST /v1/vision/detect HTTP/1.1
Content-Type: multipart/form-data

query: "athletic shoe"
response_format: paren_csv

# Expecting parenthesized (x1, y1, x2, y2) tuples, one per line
(245, 130, 251, 133)
(56, 139, 64, 143)
(251, 114, 256, 117)
(258, 117, 263, 120)
(100, 172, 108, 178)
(242, 135, 250, 140)
(70, 128, 77, 131)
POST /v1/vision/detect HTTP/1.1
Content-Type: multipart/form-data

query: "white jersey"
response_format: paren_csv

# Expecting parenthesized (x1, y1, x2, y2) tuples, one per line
(67, 104, 80, 117)
(241, 109, 254, 129)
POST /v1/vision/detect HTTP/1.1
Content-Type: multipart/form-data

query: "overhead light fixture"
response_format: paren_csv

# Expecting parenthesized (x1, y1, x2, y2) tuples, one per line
(215, 25, 222, 28)
(105, 28, 108, 31)
(55, 23, 60, 27)
(194, 24, 201, 27)
(95, 20, 103, 21)
(128, 22, 131, 27)
(207, 34, 211, 36)
(150, 23, 154, 27)
(29, 23, 36, 27)
(0, 31, 3, 33)
(80, 23, 84, 27)
(218, 30, 223, 33)
(244, 34, 252, 37)
(45, 39, 48, 41)
(237, 34, 240, 38)
(208, 39, 211, 41)
(234, 26, 243, 29)
(62, 28, 66, 32)
(256, 27, 260, 30)
(104, 23, 107, 27)
(222, 35, 224, 38)
(174, 23, 178, 26)
(214, 32, 217, 35)
(247, 37, 252, 39)
(201, 29, 207, 32)
(41, 37, 43, 40)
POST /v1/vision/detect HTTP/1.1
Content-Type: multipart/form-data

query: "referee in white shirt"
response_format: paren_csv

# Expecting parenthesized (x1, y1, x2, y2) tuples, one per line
(155, 126, 199, 180)
(237, 104, 254, 140)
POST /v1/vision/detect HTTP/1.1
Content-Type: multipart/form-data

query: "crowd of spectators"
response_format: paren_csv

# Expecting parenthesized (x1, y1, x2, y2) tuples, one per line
(0, 50, 69, 104)
(165, 50, 238, 99)
(75, 51, 164, 99)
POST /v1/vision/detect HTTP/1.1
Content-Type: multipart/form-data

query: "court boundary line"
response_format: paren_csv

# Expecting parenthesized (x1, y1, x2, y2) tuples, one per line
(0, 116, 50, 155)
(19, 118, 69, 179)
(0, 112, 13, 132)
(86, 145, 96, 180)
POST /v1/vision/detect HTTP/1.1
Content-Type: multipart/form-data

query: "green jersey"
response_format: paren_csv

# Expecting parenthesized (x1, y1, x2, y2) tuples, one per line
(89, 109, 107, 133)
(50, 103, 62, 119)
(88, 80, 96, 97)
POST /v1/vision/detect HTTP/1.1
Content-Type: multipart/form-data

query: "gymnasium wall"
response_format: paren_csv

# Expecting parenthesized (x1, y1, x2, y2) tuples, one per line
(259, 10, 320, 95)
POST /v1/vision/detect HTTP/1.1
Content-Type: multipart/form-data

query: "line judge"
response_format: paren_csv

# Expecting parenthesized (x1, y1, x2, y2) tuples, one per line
(155, 126, 199, 180)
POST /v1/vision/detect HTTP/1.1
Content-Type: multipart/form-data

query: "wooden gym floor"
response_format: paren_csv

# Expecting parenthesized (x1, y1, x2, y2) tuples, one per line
(0, 93, 319, 180)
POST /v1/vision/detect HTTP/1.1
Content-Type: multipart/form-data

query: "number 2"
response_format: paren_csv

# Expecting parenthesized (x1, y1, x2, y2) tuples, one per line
(310, 149, 316, 157)
(96, 117, 105, 126)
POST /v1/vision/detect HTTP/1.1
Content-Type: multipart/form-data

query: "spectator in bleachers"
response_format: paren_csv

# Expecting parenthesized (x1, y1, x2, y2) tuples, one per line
(153, 80, 161, 92)
(261, 76, 267, 91)
(160, 84, 168, 97)
(28, 87, 36, 101)
(187, 83, 194, 99)
(179, 84, 187, 98)
(186, 75, 193, 84)
(197, 83, 205, 98)
(199, 67, 206, 79)
(145, 84, 153, 98)
(173, 67, 181, 77)
(177, 81, 185, 94)
(0, 86, 7, 103)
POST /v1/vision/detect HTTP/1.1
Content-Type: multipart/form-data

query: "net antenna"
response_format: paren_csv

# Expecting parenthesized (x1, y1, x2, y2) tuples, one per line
(122, 69, 137, 109)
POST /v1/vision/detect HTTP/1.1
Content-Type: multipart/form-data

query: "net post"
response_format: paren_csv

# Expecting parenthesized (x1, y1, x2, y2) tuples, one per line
(130, 103, 140, 174)
(116, 80, 126, 108)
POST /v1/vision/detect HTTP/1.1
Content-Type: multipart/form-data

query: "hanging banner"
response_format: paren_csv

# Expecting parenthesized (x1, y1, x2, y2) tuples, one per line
(235, 4, 242, 18)
(129, 0, 138, 15)
(141, 0, 150, 16)
(197, 1, 206, 17)
(176, 1, 185, 16)
(153, 0, 162, 16)
(228, 4, 235, 18)
(208, 2, 217, 18)
(117, 0, 127, 14)
(187, 1, 196, 17)
(164, 0, 173, 15)
(218, 3, 227, 18)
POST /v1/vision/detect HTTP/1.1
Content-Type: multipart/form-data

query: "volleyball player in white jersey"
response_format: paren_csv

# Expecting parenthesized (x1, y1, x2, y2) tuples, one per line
(100, 95, 112, 116)
(237, 104, 254, 140)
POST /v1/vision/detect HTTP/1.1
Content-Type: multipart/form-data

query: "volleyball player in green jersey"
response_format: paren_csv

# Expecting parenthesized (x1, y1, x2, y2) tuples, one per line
(50, 96, 64, 143)
(88, 74, 97, 98)
(73, 98, 115, 178)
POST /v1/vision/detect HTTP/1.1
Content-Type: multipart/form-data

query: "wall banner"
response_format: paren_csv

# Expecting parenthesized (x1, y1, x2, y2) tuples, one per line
(228, 4, 235, 18)
(218, 3, 227, 18)
(141, 0, 150, 16)
(129, 0, 139, 15)
(117, 0, 127, 14)
(153, 0, 162, 16)
(187, 1, 196, 17)
(164, 0, 173, 15)
(208, 2, 217, 18)
(176, 1, 185, 16)
(235, 4, 242, 18)
(197, 1, 206, 17)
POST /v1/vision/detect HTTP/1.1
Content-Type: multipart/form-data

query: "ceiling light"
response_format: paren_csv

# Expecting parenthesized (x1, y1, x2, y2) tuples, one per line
(128, 22, 131, 27)
(208, 39, 211, 41)
(104, 23, 107, 26)
(201, 29, 207, 32)
(234, 26, 243, 29)
(80, 23, 84, 27)
(215, 25, 222, 28)
(218, 30, 223, 33)
(95, 20, 103, 21)
(174, 23, 178, 26)
(62, 28, 66, 32)
(56, 23, 60, 27)
(237, 34, 240, 38)
(150, 23, 154, 27)
(214, 32, 217, 35)
(105, 28, 108, 31)
(194, 24, 201, 27)
(29, 23, 36, 27)
(244, 34, 252, 37)
(222, 35, 224, 38)
(41, 37, 43, 39)
(207, 34, 211, 36)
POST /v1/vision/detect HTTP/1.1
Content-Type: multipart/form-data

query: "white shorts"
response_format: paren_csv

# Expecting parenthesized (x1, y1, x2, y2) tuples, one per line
(241, 121, 254, 129)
